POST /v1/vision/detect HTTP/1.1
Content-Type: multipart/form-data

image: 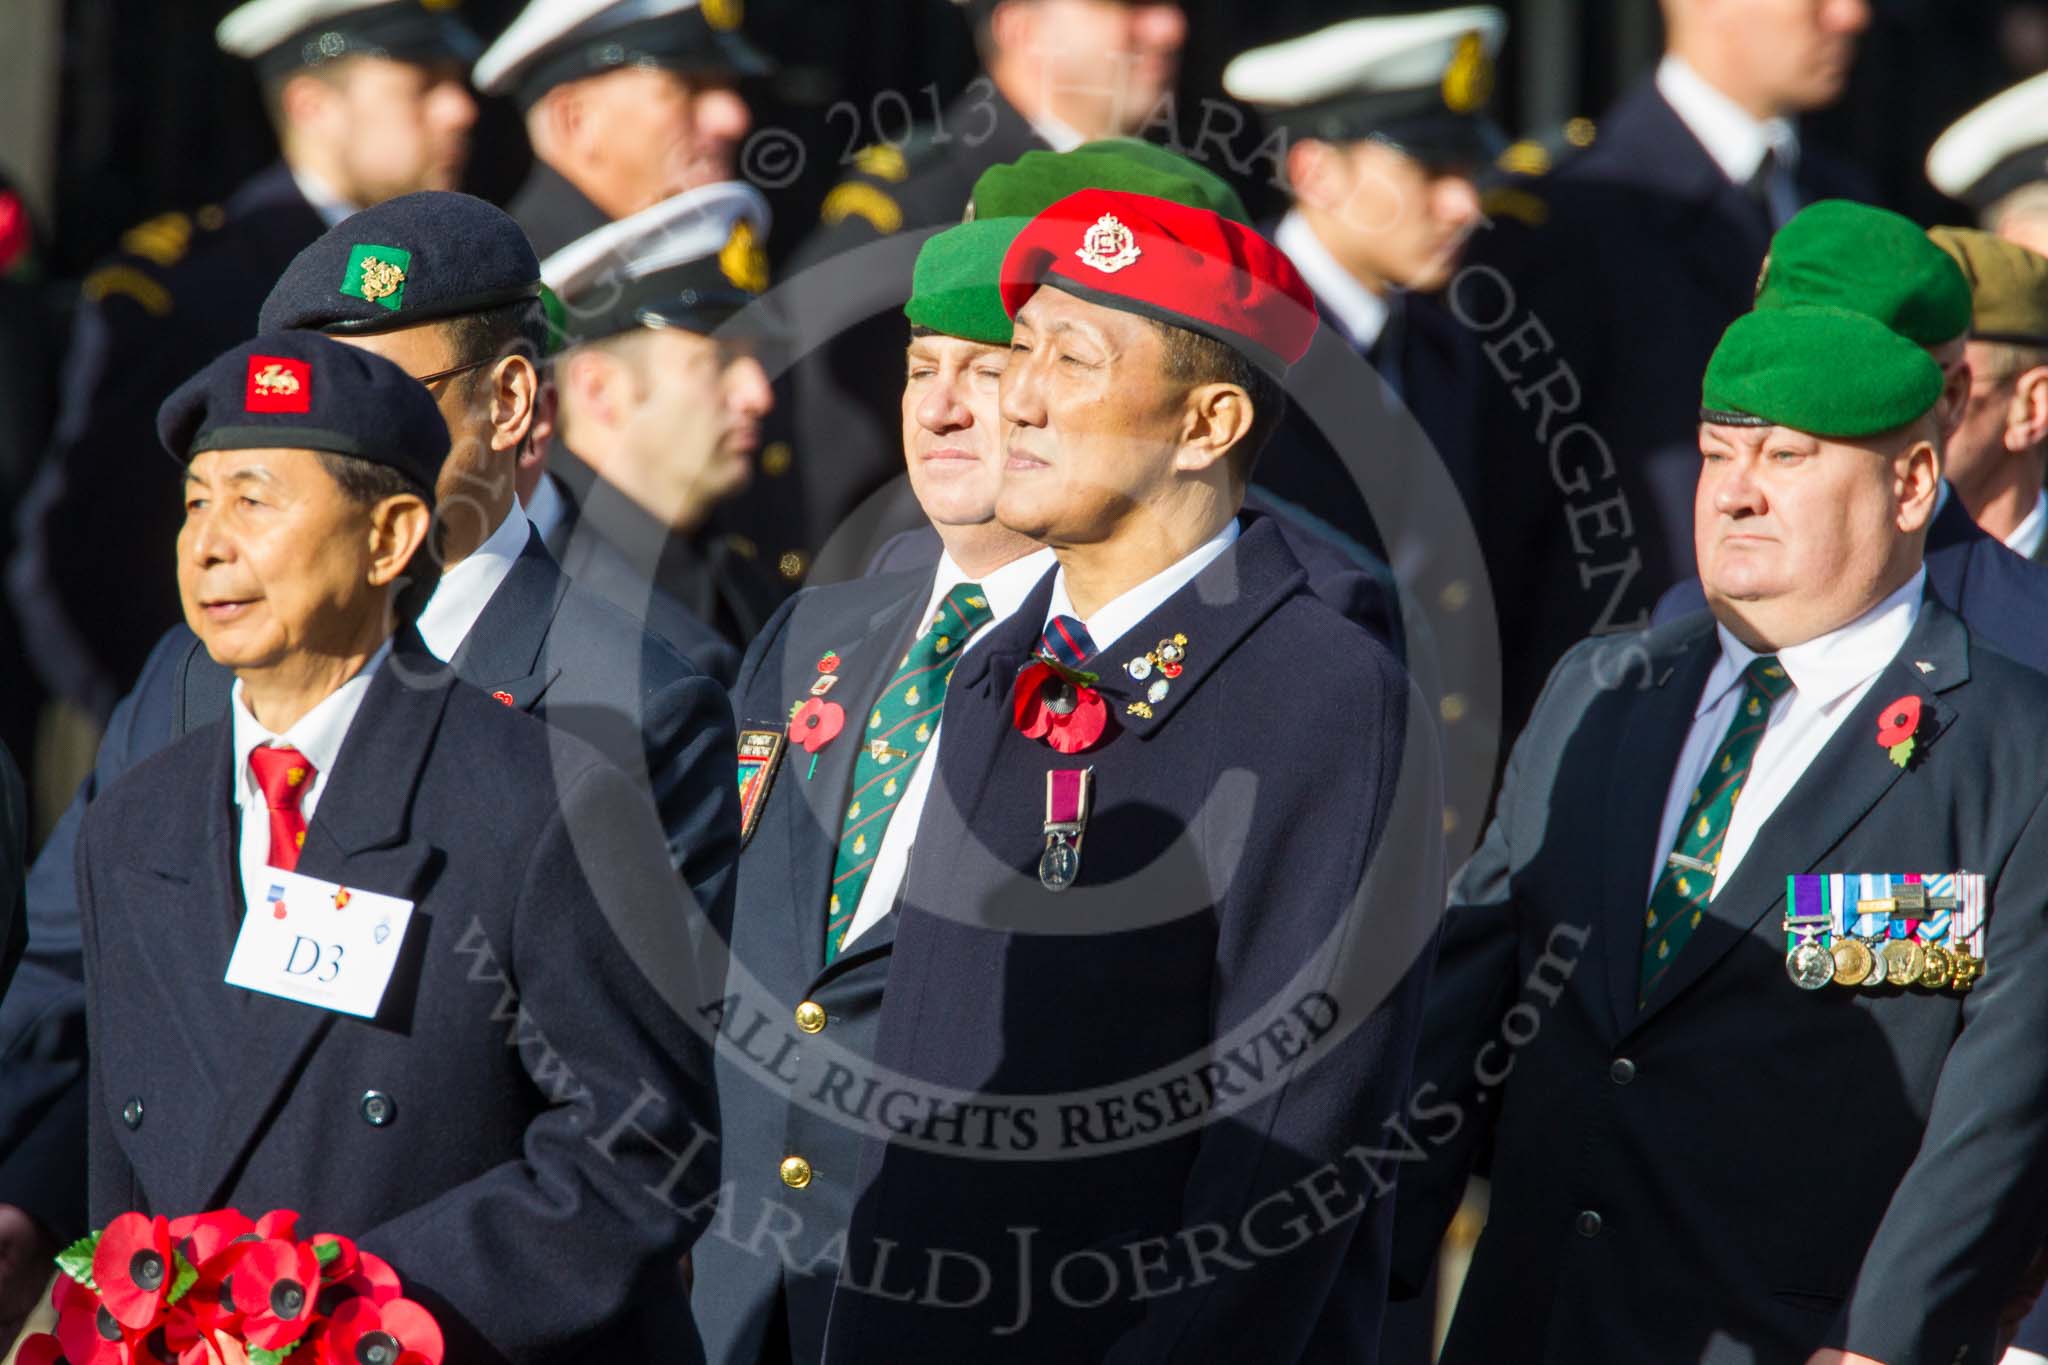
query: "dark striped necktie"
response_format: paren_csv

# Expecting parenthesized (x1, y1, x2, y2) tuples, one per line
(1038, 614, 1096, 671)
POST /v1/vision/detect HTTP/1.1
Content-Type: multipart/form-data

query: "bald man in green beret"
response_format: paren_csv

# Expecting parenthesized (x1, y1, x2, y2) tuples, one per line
(1932, 226, 2048, 563)
(1394, 301, 2048, 1365)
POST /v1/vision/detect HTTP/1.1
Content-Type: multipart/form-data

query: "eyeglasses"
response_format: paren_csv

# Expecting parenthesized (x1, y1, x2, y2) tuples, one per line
(410, 356, 498, 388)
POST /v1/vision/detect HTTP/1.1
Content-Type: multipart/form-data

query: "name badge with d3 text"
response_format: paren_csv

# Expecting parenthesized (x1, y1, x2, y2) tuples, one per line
(225, 869, 415, 1018)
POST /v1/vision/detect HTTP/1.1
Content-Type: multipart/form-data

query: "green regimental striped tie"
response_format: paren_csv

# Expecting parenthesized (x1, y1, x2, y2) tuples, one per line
(824, 583, 994, 962)
(1640, 655, 1794, 1003)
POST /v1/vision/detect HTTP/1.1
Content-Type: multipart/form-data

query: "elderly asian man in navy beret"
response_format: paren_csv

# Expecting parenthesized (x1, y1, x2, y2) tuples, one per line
(1393, 301, 2048, 1365)
(730, 189, 1438, 1364)
(0, 192, 738, 1305)
(77, 331, 722, 1362)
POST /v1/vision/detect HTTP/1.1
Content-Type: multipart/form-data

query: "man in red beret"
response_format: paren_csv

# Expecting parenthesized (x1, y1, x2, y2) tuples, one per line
(780, 189, 1438, 1362)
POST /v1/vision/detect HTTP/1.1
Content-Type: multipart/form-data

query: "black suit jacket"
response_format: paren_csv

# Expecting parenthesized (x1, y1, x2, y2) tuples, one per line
(536, 471, 741, 687)
(820, 516, 1440, 1362)
(1652, 492, 2048, 677)
(1393, 597, 2048, 1365)
(79, 661, 722, 1362)
(691, 565, 932, 1364)
(10, 162, 326, 716)
(0, 532, 736, 1243)
(1470, 81, 1871, 745)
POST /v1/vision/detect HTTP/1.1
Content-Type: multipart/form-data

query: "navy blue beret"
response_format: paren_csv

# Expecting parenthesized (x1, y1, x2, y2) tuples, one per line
(257, 190, 541, 335)
(157, 332, 449, 499)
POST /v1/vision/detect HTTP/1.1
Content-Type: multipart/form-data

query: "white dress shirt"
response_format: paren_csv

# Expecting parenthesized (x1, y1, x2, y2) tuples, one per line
(1656, 55, 1801, 226)
(229, 642, 389, 900)
(839, 546, 1058, 949)
(414, 499, 531, 662)
(1028, 110, 1087, 154)
(1648, 571, 1924, 900)
(1274, 209, 1392, 357)
(1047, 518, 1240, 654)
(289, 166, 359, 230)
(2008, 488, 2048, 561)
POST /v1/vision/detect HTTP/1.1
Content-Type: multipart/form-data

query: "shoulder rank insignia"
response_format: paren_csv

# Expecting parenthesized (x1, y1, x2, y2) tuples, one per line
(82, 264, 172, 317)
(821, 182, 904, 235)
(719, 219, 770, 292)
(120, 212, 192, 268)
(854, 142, 910, 183)
(737, 728, 788, 847)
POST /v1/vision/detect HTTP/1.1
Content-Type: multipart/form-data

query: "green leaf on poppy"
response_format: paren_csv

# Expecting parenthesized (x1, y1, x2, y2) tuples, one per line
(1888, 738, 1915, 769)
(1031, 653, 1099, 689)
(250, 1344, 303, 1365)
(54, 1231, 100, 1290)
(165, 1249, 199, 1305)
(312, 1238, 343, 1267)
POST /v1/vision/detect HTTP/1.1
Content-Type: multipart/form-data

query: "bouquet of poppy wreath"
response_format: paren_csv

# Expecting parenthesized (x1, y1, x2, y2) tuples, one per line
(16, 1208, 443, 1365)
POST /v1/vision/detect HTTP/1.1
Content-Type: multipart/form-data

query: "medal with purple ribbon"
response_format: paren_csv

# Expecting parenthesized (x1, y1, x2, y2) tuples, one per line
(1040, 767, 1094, 892)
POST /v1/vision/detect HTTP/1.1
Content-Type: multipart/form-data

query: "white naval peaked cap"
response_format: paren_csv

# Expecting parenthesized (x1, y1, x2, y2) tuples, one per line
(1927, 69, 2048, 211)
(542, 180, 772, 339)
(473, 0, 767, 104)
(216, 0, 480, 75)
(1223, 6, 1506, 111)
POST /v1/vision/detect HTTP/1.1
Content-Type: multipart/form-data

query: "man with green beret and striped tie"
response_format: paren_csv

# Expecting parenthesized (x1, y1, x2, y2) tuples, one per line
(1393, 299, 2048, 1364)
(692, 213, 1058, 1365)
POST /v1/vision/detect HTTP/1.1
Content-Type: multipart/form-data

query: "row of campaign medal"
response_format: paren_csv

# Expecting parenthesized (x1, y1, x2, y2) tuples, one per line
(1780, 873, 1987, 992)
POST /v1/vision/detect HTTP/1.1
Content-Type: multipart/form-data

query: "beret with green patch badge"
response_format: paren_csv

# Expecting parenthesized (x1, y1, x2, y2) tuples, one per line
(1754, 199, 1972, 349)
(1701, 303, 1945, 438)
(258, 190, 541, 335)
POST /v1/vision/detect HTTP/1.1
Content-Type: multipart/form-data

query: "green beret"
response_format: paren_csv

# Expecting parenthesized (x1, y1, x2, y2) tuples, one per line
(1928, 225, 2048, 346)
(1701, 304, 1944, 437)
(904, 218, 1026, 344)
(971, 142, 1252, 226)
(1754, 199, 1972, 348)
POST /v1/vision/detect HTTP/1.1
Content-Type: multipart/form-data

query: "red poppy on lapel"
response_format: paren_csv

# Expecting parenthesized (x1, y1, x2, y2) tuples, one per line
(220, 1240, 319, 1350)
(1876, 694, 1925, 768)
(14, 1331, 67, 1365)
(788, 697, 845, 753)
(252, 1210, 300, 1243)
(1012, 661, 1112, 754)
(94, 1213, 175, 1330)
(308, 1234, 358, 1286)
(315, 1296, 445, 1365)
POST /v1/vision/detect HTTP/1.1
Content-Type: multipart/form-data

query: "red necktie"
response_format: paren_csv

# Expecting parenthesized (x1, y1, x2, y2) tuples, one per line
(248, 746, 317, 871)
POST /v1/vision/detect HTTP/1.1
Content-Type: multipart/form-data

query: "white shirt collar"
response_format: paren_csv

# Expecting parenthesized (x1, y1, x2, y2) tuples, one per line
(525, 471, 570, 548)
(1274, 209, 1391, 352)
(414, 500, 531, 663)
(1029, 111, 1088, 154)
(1699, 568, 1925, 719)
(230, 640, 391, 816)
(289, 165, 359, 230)
(1047, 518, 1241, 655)
(924, 545, 1057, 636)
(1656, 54, 1800, 185)
(2008, 489, 2048, 560)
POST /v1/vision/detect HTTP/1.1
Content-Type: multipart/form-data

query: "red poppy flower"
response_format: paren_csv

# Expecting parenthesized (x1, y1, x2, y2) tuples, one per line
(816, 651, 840, 674)
(94, 1212, 175, 1330)
(788, 698, 845, 753)
(0, 193, 29, 276)
(323, 1250, 403, 1309)
(16, 1333, 70, 1365)
(1011, 661, 1111, 754)
(219, 1239, 319, 1350)
(251, 1211, 300, 1243)
(53, 1272, 130, 1365)
(317, 1296, 445, 1365)
(310, 1233, 358, 1285)
(1876, 694, 1923, 747)
(167, 1211, 253, 1269)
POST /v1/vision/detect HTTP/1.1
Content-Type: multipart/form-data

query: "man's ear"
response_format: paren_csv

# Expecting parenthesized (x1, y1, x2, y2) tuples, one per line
(486, 353, 541, 455)
(1896, 438, 1942, 534)
(2008, 365, 2048, 452)
(1175, 383, 1255, 477)
(277, 70, 342, 139)
(1285, 139, 1340, 212)
(366, 493, 434, 589)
